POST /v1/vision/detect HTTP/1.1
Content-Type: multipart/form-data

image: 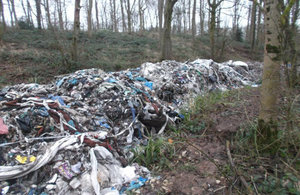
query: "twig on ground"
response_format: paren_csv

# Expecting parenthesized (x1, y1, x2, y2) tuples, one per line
(213, 186, 226, 193)
(251, 176, 259, 195)
(280, 159, 299, 176)
(226, 140, 254, 195)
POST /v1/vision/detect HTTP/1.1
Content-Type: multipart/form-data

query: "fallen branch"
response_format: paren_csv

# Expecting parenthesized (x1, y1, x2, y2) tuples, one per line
(280, 159, 299, 177)
(226, 140, 254, 195)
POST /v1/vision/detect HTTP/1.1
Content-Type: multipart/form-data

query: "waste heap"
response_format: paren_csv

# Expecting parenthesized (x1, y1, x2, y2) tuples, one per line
(0, 59, 261, 194)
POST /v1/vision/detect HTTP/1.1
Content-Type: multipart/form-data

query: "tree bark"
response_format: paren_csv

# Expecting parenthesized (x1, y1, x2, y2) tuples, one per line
(209, 4, 216, 59)
(256, 0, 262, 47)
(250, 1, 256, 53)
(113, 0, 118, 32)
(183, 0, 187, 33)
(216, 4, 221, 34)
(63, 0, 68, 29)
(120, 0, 126, 32)
(44, 0, 52, 29)
(0, 0, 6, 31)
(103, 2, 108, 29)
(7, 0, 13, 27)
(246, 4, 251, 42)
(95, 0, 100, 30)
(289, 0, 299, 87)
(258, 0, 281, 142)
(232, 0, 238, 36)
(192, 0, 196, 41)
(21, 0, 28, 22)
(10, 0, 18, 28)
(161, 0, 178, 60)
(158, 0, 164, 46)
(35, 0, 42, 29)
(126, 0, 132, 33)
(87, 0, 93, 37)
(72, 0, 81, 62)
(199, 0, 205, 35)
(138, 0, 144, 33)
(188, 0, 191, 32)
(52, 2, 56, 28)
(27, 0, 34, 26)
(208, 0, 224, 59)
(56, 0, 64, 30)
(109, 0, 113, 30)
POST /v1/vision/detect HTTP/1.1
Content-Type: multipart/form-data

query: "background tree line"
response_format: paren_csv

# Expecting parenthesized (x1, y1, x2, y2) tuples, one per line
(0, 0, 289, 60)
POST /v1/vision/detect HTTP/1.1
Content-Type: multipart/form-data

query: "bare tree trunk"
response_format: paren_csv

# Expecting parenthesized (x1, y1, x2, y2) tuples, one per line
(192, 0, 196, 42)
(64, 0, 68, 29)
(126, 0, 132, 33)
(246, 4, 251, 42)
(250, 1, 256, 53)
(35, 0, 42, 29)
(120, 0, 126, 32)
(56, 0, 64, 30)
(21, 0, 28, 22)
(288, 0, 299, 87)
(113, 0, 118, 32)
(27, 0, 34, 26)
(209, 5, 216, 59)
(161, 0, 178, 60)
(72, 0, 81, 62)
(199, 0, 205, 35)
(138, 0, 144, 33)
(208, 0, 216, 59)
(183, 0, 187, 33)
(158, 0, 164, 46)
(103, 2, 108, 29)
(232, 0, 238, 35)
(0, 0, 6, 31)
(10, 0, 18, 28)
(208, 0, 224, 59)
(52, 2, 57, 28)
(95, 0, 100, 30)
(258, 0, 281, 142)
(256, 0, 262, 47)
(44, 0, 52, 29)
(188, 0, 191, 32)
(7, 0, 13, 27)
(41, 16, 45, 29)
(87, 0, 93, 37)
(281, 1, 300, 88)
(217, 5, 221, 33)
(109, 0, 113, 30)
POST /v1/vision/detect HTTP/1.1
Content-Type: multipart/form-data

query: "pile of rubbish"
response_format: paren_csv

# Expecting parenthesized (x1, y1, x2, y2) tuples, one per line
(0, 59, 261, 194)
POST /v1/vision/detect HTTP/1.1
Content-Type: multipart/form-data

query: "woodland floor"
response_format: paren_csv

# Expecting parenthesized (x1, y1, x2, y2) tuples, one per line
(139, 87, 261, 194)
(0, 29, 263, 88)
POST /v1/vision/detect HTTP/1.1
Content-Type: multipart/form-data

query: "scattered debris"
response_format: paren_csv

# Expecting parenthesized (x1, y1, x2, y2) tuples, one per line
(0, 59, 261, 194)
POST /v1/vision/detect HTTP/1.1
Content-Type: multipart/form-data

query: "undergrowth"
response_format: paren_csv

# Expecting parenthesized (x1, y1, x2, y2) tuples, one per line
(233, 119, 300, 194)
(179, 89, 240, 135)
(0, 28, 255, 87)
(135, 87, 300, 194)
(130, 137, 178, 170)
(231, 89, 300, 194)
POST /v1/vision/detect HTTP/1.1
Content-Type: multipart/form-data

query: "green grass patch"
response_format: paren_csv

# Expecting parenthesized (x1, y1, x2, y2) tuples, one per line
(131, 137, 178, 170)
(179, 89, 239, 134)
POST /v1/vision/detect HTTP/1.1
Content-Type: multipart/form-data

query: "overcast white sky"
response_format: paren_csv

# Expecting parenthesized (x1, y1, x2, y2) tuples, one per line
(2, 0, 252, 32)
